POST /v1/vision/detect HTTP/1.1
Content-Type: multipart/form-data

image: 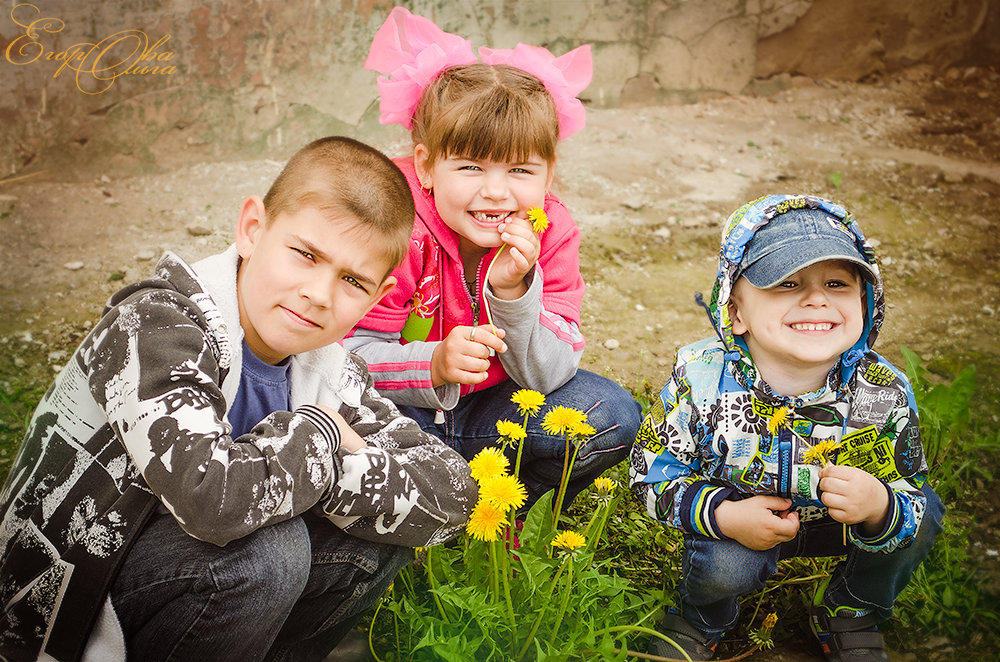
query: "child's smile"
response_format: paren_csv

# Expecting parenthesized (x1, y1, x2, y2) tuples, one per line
(730, 260, 865, 394)
(415, 146, 553, 257)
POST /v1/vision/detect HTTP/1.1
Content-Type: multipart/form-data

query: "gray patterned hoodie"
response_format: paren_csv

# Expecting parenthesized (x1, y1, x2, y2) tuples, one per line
(0, 246, 476, 661)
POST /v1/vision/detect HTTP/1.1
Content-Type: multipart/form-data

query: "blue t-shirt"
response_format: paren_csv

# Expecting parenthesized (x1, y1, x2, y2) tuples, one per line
(229, 339, 292, 439)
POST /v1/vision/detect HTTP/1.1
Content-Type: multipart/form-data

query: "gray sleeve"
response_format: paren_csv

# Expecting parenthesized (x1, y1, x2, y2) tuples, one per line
(343, 327, 460, 410)
(486, 267, 583, 394)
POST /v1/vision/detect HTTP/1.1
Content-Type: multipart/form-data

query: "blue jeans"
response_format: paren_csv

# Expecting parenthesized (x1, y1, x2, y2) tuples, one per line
(400, 369, 640, 507)
(677, 486, 946, 639)
(111, 511, 411, 662)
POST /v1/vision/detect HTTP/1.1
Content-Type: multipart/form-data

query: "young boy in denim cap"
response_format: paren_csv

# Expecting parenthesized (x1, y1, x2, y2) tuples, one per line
(630, 195, 944, 662)
(0, 137, 477, 662)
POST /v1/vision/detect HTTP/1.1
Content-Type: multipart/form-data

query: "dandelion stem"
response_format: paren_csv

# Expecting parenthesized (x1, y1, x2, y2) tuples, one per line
(514, 558, 570, 662)
(547, 557, 575, 649)
(551, 433, 572, 527)
(424, 547, 448, 621)
(590, 625, 694, 662)
(481, 243, 507, 335)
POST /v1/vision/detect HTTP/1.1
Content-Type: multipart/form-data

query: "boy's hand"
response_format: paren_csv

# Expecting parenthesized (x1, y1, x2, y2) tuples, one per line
(314, 405, 367, 452)
(715, 496, 800, 551)
(431, 326, 507, 387)
(819, 464, 890, 536)
(488, 216, 541, 299)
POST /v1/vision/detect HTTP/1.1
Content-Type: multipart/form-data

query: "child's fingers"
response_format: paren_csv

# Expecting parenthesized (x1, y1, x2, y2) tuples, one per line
(467, 326, 507, 354)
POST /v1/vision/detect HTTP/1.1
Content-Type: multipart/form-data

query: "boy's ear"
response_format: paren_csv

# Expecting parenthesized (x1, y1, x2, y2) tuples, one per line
(235, 196, 267, 260)
(729, 300, 748, 335)
(363, 276, 397, 316)
(413, 144, 432, 189)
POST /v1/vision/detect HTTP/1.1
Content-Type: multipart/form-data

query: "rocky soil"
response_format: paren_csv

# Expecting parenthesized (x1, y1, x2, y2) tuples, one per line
(1, 63, 998, 660)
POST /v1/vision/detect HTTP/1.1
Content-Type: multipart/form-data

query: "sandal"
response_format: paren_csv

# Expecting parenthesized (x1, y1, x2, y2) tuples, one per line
(647, 611, 719, 661)
(810, 604, 890, 661)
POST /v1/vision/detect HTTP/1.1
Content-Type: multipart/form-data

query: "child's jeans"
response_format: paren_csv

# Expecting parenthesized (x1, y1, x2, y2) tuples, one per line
(400, 369, 641, 507)
(111, 511, 412, 662)
(678, 485, 946, 639)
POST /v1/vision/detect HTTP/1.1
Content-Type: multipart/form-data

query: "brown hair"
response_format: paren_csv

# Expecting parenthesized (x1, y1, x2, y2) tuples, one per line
(412, 64, 559, 168)
(262, 137, 414, 273)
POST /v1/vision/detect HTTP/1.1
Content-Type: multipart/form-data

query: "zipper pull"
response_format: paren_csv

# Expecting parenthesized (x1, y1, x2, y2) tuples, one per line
(434, 409, 445, 424)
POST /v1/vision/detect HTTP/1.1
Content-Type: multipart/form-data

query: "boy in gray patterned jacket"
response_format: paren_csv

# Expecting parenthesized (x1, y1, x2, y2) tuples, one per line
(0, 137, 477, 662)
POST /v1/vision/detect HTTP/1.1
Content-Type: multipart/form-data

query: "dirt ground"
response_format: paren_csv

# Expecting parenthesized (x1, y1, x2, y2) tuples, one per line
(1, 63, 998, 661)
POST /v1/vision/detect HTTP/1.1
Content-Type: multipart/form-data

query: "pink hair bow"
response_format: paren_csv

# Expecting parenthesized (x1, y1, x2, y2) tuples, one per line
(479, 43, 591, 139)
(364, 7, 477, 129)
(365, 7, 593, 139)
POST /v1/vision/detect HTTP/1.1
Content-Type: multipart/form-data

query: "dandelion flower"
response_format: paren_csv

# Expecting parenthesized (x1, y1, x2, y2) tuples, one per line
(542, 406, 586, 436)
(551, 530, 586, 550)
(496, 420, 527, 442)
(593, 477, 615, 494)
(763, 612, 778, 630)
(802, 439, 841, 465)
(467, 501, 505, 542)
(512, 389, 545, 417)
(528, 206, 549, 233)
(468, 447, 509, 483)
(767, 407, 790, 435)
(479, 474, 527, 512)
(568, 420, 596, 440)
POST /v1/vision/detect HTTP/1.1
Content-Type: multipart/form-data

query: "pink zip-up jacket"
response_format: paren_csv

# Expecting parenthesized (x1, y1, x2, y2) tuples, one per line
(344, 157, 586, 410)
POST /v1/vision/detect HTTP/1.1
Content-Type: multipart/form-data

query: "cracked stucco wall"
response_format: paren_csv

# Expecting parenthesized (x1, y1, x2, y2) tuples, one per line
(1, 0, 995, 179)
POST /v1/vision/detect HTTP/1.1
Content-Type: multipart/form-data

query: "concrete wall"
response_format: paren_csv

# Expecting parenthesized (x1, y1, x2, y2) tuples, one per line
(1, 0, 995, 179)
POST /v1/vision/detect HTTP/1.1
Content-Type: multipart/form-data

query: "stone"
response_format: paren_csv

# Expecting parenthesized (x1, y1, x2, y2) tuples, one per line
(603, 338, 620, 350)
(64, 261, 85, 271)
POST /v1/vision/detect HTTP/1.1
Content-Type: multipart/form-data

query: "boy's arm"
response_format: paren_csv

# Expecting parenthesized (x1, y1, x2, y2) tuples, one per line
(86, 289, 340, 546)
(343, 329, 459, 410)
(486, 200, 585, 394)
(834, 366, 930, 553)
(628, 358, 736, 539)
(315, 354, 477, 548)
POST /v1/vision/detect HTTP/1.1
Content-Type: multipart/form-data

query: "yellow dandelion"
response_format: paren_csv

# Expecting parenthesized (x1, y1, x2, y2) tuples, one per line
(542, 406, 586, 436)
(804, 439, 841, 465)
(479, 474, 528, 512)
(763, 612, 778, 630)
(551, 530, 586, 550)
(468, 447, 509, 483)
(467, 501, 505, 542)
(511, 389, 545, 417)
(496, 419, 527, 442)
(767, 407, 790, 435)
(528, 206, 549, 233)
(569, 420, 596, 440)
(593, 476, 615, 494)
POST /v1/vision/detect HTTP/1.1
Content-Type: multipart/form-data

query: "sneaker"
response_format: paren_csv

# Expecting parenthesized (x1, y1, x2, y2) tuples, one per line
(810, 603, 890, 661)
(647, 612, 719, 661)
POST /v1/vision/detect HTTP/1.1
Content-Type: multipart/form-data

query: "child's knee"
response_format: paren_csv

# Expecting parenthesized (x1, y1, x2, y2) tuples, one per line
(683, 538, 776, 599)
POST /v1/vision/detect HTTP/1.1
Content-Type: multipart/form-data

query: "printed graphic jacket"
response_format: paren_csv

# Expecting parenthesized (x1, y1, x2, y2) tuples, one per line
(0, 246, 476, 662)
(344, 157, 586, 410)
(630, 195, 928, 554)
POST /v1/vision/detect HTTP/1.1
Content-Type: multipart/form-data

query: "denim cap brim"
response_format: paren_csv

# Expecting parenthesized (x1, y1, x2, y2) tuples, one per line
(738, 207, 877, 289)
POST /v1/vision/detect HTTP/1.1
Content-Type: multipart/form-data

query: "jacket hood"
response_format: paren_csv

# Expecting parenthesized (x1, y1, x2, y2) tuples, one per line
(708, 194, 885, 383)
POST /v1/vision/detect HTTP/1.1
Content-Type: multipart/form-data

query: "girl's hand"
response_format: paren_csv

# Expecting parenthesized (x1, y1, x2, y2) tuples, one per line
(819, 464, 890, 536)
(488, 215, 541, 299)
(715, 496, 800, 551)
(430, 326, 507, 387)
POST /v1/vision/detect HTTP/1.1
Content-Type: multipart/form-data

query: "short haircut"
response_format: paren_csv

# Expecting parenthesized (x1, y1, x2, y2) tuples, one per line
(412, 64, 559, 168)
(262, 137, 415, 274)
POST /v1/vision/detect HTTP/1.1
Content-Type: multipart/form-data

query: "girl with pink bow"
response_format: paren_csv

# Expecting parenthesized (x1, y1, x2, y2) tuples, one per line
(346, 7, 641, 509)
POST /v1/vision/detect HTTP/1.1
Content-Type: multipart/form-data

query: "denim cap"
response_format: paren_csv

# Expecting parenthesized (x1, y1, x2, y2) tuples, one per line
(738, 207, 877, 289)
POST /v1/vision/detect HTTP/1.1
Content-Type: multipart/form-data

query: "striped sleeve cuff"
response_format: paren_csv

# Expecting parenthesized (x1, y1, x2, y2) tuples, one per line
(678, 482, 734, 539)
(296, 405, 342, 453)
(851, 481, 902, 546)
